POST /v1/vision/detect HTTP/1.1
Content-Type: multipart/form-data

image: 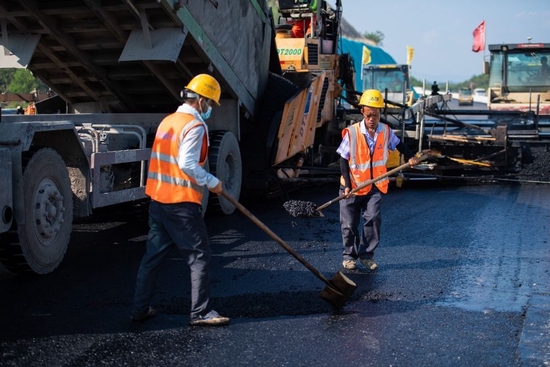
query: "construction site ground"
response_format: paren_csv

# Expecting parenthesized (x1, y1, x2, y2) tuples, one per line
(0, 180, 548, 366)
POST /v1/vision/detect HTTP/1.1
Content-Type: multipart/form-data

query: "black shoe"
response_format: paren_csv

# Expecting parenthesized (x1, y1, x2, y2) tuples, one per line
(360, 258, 378, 271)
(131, 307, 157, 322)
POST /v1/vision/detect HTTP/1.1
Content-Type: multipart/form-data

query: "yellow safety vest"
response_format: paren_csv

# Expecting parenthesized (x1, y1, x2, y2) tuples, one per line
(145, 112, 208, 204)
(340, 122, 390, 195)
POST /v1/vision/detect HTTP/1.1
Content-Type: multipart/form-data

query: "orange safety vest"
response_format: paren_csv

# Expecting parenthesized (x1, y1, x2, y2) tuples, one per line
(24, 103, 36, 115)
(340, 122, 390, 195)
(145, 112, 208, 204)
(290, 18, 313, 38)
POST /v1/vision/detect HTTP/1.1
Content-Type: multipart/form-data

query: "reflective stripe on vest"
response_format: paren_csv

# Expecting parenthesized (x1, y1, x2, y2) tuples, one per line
(145, 112, 208, 204)
(340, 123, 390, 195)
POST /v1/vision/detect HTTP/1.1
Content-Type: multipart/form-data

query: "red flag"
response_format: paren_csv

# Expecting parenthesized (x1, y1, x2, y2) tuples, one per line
(472, 20, 485, 53)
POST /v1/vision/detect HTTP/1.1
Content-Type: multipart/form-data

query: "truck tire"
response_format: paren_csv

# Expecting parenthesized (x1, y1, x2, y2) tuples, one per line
(6, 148, 73, 274)
(208, 130, 242, 215)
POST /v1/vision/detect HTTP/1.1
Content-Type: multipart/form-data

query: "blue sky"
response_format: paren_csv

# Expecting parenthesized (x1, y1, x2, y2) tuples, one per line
(339, 0, 550, 83)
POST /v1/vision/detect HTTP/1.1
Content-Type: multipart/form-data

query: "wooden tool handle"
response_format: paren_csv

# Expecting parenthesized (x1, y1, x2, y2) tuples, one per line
(316, 154, 428, 212)
(220, 190, 334, 288)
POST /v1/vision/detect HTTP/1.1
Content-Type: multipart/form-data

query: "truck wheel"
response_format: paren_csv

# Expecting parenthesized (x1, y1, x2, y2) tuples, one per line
(17, 148, 73, 274)
(208, 131, 242, 215)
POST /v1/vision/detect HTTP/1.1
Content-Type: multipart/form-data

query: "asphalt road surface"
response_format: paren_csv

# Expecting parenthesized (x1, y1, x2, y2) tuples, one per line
(1, 180, 549, 367)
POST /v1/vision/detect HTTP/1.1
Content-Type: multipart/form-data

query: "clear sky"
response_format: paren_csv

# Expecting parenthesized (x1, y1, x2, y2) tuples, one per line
(338, 0, 550, 83)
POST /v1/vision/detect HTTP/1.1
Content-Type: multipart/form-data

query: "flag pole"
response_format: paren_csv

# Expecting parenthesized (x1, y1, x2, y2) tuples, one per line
(483, 19, 487, 67)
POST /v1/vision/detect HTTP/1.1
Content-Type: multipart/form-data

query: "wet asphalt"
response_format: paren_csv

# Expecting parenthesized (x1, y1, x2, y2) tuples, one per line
(0, 180, 549, 366)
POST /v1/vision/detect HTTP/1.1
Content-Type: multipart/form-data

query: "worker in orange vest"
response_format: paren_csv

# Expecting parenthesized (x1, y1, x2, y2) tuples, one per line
(24, 102, 36, 115)
(131, 74, 230, 326)
(289, 0, 318, 38)
(290, 17, 312, 38)
(336, 89, 419, 271)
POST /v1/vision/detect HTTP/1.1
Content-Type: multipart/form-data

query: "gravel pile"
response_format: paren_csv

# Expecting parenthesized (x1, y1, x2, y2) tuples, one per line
(516, 145, 550, 183)
(283, 200, 322, 218)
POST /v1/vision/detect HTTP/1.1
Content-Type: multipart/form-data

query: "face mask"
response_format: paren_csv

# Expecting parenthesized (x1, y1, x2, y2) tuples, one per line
(201, 104, 212, 120)
(201, 99, 212, 121)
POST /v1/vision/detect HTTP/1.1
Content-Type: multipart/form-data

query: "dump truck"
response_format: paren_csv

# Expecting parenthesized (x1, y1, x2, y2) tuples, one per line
(0, 0, 279, 274)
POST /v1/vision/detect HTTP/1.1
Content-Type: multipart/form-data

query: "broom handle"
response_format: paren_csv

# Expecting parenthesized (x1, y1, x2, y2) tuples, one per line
(220, 190, 336, 289)
(316, 154, 428, 212)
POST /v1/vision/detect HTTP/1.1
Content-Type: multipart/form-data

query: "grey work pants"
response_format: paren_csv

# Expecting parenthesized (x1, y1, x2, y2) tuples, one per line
(131, 200, 211, 320)
(339, 185, 382, 261)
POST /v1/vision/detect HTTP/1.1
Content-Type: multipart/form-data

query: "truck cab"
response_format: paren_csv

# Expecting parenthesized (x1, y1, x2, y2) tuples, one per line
(486, 43, 550, 117)
(362, 64, 417, 107)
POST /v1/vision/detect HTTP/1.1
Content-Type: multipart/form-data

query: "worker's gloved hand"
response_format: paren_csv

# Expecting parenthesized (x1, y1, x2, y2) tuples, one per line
(210, 181, 223, 195)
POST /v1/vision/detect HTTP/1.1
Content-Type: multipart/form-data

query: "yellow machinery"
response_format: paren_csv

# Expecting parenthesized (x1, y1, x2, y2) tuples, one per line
(273, 1, 343, 167)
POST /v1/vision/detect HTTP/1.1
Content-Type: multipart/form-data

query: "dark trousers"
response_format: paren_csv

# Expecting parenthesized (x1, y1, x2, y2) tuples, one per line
(131, 200, 211, 320)
(339, 186, 382, 260)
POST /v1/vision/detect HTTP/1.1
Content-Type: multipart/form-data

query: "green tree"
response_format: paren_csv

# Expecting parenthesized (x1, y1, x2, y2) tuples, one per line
(362, 31, 384, 46)
(7, 69, 38, 93)
(0, 69, 14, 92)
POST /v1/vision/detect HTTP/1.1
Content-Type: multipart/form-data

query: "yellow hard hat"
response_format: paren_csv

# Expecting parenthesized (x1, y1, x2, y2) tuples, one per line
(185, 74, 221, 105)
(359, 89, 385, 108)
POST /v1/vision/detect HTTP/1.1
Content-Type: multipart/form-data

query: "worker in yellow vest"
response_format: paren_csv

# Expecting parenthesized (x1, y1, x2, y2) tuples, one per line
(336, 89, 420, 271)
(131, 74, 230, 326)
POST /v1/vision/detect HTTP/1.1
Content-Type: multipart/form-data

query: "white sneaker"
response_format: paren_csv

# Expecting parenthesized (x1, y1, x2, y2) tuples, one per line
(190, 310, 230, 326)
(342, 259, 357, 270)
